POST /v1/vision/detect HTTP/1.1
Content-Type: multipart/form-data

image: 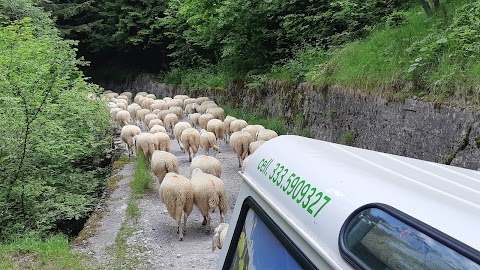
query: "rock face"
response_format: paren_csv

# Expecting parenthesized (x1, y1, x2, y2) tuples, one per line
(99, 74, 480, 170)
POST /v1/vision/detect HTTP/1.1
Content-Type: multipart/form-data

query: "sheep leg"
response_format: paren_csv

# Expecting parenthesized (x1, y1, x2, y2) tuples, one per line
(183, 210, 189, 234)
(205, 214, 211, 234)
(177, 139, 184, 151)
(202, 216, 207, 226)
(176, 205, 184, 241)
(238, 156, 242, 168)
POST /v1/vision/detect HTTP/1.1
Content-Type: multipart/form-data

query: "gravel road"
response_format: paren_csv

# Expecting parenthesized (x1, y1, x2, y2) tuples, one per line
(73, 121, 244, 270)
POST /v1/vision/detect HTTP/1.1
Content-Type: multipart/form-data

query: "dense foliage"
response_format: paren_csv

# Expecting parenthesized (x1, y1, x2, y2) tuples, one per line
(0, 3, 111, 241)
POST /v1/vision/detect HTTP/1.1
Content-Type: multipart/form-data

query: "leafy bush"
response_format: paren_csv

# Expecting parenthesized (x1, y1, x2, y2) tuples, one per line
(0, 19, 111, 241)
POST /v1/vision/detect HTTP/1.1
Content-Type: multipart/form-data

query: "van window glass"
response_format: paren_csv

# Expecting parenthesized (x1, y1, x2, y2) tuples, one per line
(343, 208, 480, 270)
(229, 208, 302, 270)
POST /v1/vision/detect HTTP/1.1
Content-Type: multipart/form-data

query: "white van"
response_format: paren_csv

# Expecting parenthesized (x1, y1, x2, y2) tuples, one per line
(216, 135, 480, 269)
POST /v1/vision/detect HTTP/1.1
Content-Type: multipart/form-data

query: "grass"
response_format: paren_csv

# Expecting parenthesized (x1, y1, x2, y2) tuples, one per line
(111, 223, 137, 270)
(0, 234, 99, 270)
(126, 201, 141, 220)
(130, 150, 152, 198)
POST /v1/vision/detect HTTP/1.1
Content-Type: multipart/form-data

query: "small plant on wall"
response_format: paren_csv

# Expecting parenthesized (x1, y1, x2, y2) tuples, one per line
(340, 130, 357, 146)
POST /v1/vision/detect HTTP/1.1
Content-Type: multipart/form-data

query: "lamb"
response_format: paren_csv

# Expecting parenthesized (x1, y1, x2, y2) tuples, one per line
(229, 119, 248, 133)
(173, 122, 192, 149)
(249, 140, 265, 154)
(189, 113, 201, 129)
(133, 132, 157, 160)
(230, 131, 254, 167)
(115, 110, 131, 127)
(200, 129, 219, 156)
(158, 172, 194, 241)
(180, 127, 200, 161)
(150, 124, 167, 134)
(206, 107, 225, 121)
(121, 125, 142, 156)
(164, 113, 179, 134)
(191, 168, 227, 234)
(199, 113, 215, 130)
(212, 223, 229, 251)
(151, 150, 178, 183)
(206, 118, 225, 144)
(256, 128, 278, 141)
(190, 155, 222, 178)
(152, 132, 171, 152)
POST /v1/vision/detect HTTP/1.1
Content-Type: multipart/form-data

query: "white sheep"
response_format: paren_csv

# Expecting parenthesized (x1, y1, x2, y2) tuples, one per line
(136, 108, 152, 123)
(159, 172, 194, 241)
(174, 94, 189, 101)
(164, 113, 179, 135)
(229, 119, 248, 133)
(190, 155, 222, 178)
(189, 113, 201, 129)
(157, 109, 171, 121)
(191, 168, 227, 234)
(150, 101, 168, 111)
(185, 102, 198, 115)
(151, 150, 178, 183)
(150, 124, 167, 134)
(200, 129, 219, 156)
(167, 99, 183, 109)
(152, 132, 171, 152)
(127, 103, 142, 125)
(144, 113, 159, 128)
(242, 124, 265, 138)
(173, 122, 192, 149)
(133, 132, 157, 160)
(110, 107, 122, 120)
(148, 119, 164, 129)
(180, 127, 200, 162)
(169, 106, 184, 118)
(195, 96, 210, 105)
(145, 93, 156, 100)
(230, 131, 254, 167)
(141, 97, 155, 110)
(136, 91, 148, 97)
(196, 102, 217, 114)
(120, 91, 133, 100)
(249, 140, 265, 154)
(256, 129, 278, 141)
(199, 113, 215, 130)
(115, 110, 131, 127)
(207, 118, 225, 144)
(121, 125, 141, 156)
(212, 223, 229, 251)
(223, 115, 237, 142)
(206, 107, 225, 121)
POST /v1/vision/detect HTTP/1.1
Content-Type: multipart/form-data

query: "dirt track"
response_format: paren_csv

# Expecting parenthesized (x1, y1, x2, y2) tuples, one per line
(72, 122, 243, 270)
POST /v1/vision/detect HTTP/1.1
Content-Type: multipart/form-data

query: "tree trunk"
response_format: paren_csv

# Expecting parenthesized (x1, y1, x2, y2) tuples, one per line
(420, 0, 432, 15)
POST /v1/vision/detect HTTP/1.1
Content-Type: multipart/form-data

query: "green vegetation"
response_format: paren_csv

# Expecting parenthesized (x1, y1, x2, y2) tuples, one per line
(0, 3, 112, 242)
(340, 131, 357, 146)
(131, 151, 152, 197)
(0, 234, 99, 270)
(224, 105, 312, 137)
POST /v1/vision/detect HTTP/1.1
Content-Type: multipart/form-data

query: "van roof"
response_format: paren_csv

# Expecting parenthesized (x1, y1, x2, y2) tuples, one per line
(242, 135, 480, 267)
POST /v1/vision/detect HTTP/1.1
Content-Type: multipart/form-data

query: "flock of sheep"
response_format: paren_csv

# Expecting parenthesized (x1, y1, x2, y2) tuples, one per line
(103, 90, 278, 248)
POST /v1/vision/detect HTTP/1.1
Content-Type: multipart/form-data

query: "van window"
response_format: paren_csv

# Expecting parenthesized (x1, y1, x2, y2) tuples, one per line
(223, 197, 317, 270)
(340, 204, 480, 270)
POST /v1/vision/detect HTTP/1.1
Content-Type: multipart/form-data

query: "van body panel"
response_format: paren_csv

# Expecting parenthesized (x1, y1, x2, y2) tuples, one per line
(216, 135, 480, 269)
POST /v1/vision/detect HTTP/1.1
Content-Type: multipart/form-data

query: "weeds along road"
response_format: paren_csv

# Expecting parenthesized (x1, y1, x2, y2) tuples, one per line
(72, 119, 244, 270)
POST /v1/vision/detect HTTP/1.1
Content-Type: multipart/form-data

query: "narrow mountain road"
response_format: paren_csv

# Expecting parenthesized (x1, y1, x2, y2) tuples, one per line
(72, 124, 244, 270)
